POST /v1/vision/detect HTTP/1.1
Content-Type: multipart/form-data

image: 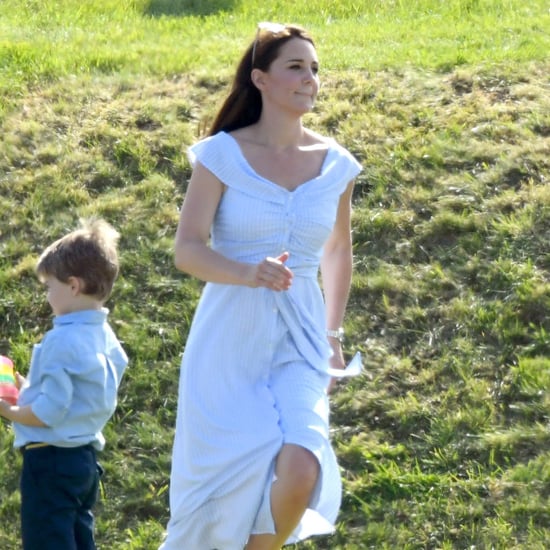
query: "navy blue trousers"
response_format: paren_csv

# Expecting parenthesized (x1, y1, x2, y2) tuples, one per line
(20, 444, 102, 550)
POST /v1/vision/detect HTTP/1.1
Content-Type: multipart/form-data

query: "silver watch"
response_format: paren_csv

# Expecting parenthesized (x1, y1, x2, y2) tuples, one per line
(326, 327, 344, 342)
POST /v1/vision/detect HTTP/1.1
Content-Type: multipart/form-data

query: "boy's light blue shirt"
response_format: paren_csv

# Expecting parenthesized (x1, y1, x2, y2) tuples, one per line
(13, 308, 128, 451)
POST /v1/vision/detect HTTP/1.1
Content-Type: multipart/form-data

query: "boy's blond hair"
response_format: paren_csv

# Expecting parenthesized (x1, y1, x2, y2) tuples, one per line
(36, 219, 120, 301)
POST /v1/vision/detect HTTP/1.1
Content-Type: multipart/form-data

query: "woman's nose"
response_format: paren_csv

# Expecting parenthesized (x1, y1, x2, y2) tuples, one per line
(303, 68, 315, 82)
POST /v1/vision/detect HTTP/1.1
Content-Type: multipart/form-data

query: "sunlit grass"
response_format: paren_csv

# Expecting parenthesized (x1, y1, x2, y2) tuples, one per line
(1, 1, 549, 111)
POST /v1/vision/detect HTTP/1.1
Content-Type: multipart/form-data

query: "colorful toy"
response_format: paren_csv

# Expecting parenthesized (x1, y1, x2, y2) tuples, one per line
(0, 355, 19, 405)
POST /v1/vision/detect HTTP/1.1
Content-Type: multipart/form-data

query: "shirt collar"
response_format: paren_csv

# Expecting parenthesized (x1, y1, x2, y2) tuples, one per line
(53, 308, 108, 326)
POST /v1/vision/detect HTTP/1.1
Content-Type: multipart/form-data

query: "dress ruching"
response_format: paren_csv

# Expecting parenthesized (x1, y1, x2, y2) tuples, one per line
(160, 131, 361, 549)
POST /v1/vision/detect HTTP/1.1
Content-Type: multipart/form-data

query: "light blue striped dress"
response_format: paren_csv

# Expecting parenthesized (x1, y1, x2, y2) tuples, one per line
(160, 131, 362, 549)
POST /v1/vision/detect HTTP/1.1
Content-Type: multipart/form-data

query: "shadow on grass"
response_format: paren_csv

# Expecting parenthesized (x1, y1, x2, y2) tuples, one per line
(143, 0, 235, 17)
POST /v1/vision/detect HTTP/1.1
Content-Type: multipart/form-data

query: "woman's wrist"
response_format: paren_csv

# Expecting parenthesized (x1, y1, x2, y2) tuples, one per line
(326, 327, 344, 343)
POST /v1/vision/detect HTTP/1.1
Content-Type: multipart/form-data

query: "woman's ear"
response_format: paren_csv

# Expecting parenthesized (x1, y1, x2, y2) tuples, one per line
(251, 68, 266, 90)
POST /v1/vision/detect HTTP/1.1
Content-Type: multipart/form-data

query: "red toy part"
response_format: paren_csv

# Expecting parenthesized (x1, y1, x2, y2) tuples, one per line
(0, 383, 19, 405)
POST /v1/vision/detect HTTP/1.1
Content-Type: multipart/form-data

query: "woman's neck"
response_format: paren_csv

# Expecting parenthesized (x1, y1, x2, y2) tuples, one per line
(252, 114, 306, 149)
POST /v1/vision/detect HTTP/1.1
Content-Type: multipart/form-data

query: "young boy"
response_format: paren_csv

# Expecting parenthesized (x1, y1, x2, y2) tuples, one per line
(0, 218, 128, 550)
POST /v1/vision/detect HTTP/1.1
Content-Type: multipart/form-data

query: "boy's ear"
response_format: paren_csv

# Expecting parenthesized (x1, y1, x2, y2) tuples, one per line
(67, 276, 84, 296)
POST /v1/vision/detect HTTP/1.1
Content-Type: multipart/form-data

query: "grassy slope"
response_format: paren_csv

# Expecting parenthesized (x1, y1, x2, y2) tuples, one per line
(1, 1, 550, 548)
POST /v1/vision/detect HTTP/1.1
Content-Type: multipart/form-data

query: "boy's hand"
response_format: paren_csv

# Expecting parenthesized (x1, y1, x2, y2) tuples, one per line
(15, 372, 26, 390)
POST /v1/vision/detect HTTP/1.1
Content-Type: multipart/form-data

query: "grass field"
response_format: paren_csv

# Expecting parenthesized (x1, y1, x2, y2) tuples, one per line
(1, 1, 549, 548)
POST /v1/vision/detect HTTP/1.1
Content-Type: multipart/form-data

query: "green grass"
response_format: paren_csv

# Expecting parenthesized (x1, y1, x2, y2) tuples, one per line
(1, 0, 548, 117)
(1, 1, 550, 548)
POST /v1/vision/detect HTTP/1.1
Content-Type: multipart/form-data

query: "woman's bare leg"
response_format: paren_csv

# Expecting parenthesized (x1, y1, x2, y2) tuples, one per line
(245, 444, 320, 550)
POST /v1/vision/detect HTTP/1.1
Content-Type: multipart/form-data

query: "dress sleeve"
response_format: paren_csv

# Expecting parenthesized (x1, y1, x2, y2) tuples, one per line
(187, 134, 218, 168)
(187, 132, 238, 184)
(323, 141, 362, 195)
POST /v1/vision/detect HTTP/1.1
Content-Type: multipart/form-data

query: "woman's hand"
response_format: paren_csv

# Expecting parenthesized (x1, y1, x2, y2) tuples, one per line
(247, 251, 293, 291)
(327, 337, 345, 393)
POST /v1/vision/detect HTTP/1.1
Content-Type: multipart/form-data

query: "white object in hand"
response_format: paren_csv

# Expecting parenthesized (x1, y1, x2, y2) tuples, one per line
(327, 351, 362, 378)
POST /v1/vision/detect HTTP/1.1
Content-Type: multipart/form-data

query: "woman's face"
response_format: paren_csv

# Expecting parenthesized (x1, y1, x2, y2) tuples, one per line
(259, 37, 320, 115)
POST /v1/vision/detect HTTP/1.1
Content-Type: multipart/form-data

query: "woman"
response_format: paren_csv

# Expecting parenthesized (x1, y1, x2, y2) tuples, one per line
(161, 23, 362, 550)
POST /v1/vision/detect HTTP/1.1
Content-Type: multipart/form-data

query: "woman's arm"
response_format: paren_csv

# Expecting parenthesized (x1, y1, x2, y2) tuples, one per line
(175, 162, 293, 291)
(320, 180, 355, 372)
